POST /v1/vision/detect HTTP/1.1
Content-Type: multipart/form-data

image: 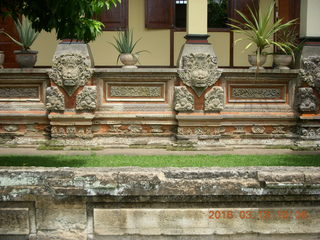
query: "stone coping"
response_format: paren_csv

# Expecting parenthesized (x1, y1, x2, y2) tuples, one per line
(0, 68, 300, 74)
(1, 167, 319, 200)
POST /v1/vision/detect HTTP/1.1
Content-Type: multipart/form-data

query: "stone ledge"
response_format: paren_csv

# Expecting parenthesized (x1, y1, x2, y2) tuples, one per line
(0, 167, 319, 200)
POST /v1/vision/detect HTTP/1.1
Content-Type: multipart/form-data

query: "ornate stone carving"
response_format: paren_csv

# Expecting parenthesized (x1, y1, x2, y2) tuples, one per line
(174, 86, 194, 112)
(272, 126, 286, 134)
(3, 125, 19, 132)
(231, 88, 281, 99)
(300, 127, 320, 139)
(177, 127, 193, 135)
(205, 86, 224, 112)
(234, 126, 245, 134)
(110, 86, 161, 97)
(46, 87, 65, 111)
(0, 87, 39, 99)
(299, 56, 320, 92)
(48, 53, 93, 96)
(51, 126, 93, 138)
(296, 87, 318, 112)
(76, 86, 97, 111)
(128, 125, 142, 133)
(151, 126, 163, 133)
(178, 53, 222, 97)
(252, 126, 265, 134)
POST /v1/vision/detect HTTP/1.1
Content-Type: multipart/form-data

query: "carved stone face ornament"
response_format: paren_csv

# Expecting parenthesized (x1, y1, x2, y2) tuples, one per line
(48, 53, 93, 96)
(299, 56, 320, 93)
(178, 53, 222, 97)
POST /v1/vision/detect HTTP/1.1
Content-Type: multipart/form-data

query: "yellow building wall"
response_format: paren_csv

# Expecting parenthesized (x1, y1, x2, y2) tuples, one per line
(32, 0, 273, 67)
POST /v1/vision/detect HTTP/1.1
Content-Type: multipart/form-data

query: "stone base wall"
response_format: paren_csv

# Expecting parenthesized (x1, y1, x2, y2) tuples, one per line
(0, 68, 319, 148)
(0, 167, 319, 239)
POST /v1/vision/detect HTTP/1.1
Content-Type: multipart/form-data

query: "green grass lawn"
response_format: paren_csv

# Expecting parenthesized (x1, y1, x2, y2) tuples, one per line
(0, 154, 319, 167)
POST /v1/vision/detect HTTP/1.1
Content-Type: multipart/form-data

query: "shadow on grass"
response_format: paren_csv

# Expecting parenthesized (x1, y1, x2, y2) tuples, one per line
(0, 155, 88, 167)
(0, 154, 319, 168)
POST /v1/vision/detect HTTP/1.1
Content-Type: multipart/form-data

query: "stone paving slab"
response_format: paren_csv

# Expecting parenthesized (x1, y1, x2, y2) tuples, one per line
(0, 147, 319, 156)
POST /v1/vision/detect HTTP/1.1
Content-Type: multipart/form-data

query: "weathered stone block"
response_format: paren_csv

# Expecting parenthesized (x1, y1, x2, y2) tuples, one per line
(93, 207, 320, 236)
(0, 208, 29, 235)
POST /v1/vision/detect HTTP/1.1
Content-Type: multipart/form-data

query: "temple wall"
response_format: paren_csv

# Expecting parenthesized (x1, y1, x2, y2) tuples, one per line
(0, 167, 319, 239)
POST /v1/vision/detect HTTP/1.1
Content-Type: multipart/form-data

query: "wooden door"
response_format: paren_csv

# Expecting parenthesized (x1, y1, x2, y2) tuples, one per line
(0, 16, 20, 68)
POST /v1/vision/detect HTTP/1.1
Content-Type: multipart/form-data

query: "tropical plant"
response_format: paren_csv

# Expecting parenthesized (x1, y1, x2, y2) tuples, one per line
(109, 30, 147, 63)
(228, 1, 297, 67)
(0, 0, 121, 43)
(0, 16, 39, 52)
(275, 26, 299, 55)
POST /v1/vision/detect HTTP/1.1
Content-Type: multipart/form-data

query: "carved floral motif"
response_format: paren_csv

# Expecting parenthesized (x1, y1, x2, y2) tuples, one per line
(76, 86, 97, 111)
(174, 86, 194, 112)
(3, 125, 19, 132)
(252, 126, 265, 134)
(300, 127, 320, 139)
(48, 53, 93, 96)
(205, 86, 224, 112)
(296, 87, 318, 112)
(272, 126, 286, 134)
(46, 87, 65, 111)
(178, 53, 222, 97)
(51, 126, 93, 138)
(299, 56, 320, 92)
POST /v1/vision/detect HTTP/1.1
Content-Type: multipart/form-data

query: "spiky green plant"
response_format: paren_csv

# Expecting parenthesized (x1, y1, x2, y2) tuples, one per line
(0, 16, 39, 51)
(109, 30, 147, 63)
(228, 1, 296, 67)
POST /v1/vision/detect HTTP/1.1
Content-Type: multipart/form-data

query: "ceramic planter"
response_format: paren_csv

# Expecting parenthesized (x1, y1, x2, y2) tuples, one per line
(273, 54, 293, 69)
(14, 50, 38, 68)
(119, 53, 138, 68)
(0, 51, 4, 68)
(248, 54, 267, 69)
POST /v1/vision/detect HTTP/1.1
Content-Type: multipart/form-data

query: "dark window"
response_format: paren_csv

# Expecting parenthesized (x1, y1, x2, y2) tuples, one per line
(145, 0, 259, 30)
(100, 0, 128, 31)
(145, 0, 174, 29)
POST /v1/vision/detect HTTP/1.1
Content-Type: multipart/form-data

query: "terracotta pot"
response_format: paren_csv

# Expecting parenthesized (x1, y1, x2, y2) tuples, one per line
(0, 51, 4, 68)
(273, 54, 293, 70)
(248, 54, 267, 69)
(14, 50, 38, 68)
(119, 53, 138, 68)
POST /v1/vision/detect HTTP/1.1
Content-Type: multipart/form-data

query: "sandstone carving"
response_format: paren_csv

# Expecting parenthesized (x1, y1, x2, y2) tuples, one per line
(252, 126, 265, 134)
(76, 86, 97, 111)
(272, 126, 286, 134)
(174, 86, 194, 112)
(128, 125, 142, 133)
(296, 87, 318, 112)
(178, 53, 222, 97)
(46, 87, 65, 111)
(110, 86, 161, 97)
(205, 86, 224, 112)
(231, 88, 281, 99)
(48, 53, 93, 96)
(299, 56, 320, 92)
(3, 125, 19, 132)
(300, 127, 320, 139)
(0, 87, 38, 99)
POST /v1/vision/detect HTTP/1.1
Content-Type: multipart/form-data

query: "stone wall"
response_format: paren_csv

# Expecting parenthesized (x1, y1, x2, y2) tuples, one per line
(0, 167, 319, 239)
(0, 59, 320, 148)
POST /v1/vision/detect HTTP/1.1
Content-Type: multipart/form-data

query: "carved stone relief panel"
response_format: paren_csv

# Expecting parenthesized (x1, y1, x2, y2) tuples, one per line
(76, 86, 97, 111)
(252, 126, 265, 134)
(178, 53, 221, 97)
(296, 87, 318, 112)
(46, 87, 65, 111)
(51, 126, 93, 138)
(3, 125, 19, 132)
(300, 127, 320, 139)
(0, 86, 39, 99)
(48, 53, 93, 96)
(299, 56, 320, 93)
(174, 86, 194, 112)
(204, 86, 224, 112)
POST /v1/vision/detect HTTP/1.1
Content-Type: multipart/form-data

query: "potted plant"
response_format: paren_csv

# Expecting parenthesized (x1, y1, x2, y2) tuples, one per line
(228, 2, 296, 70)
(273, 26, 299, 69)
(0, 16, 39, 68)
(110, 30, 147, 68)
